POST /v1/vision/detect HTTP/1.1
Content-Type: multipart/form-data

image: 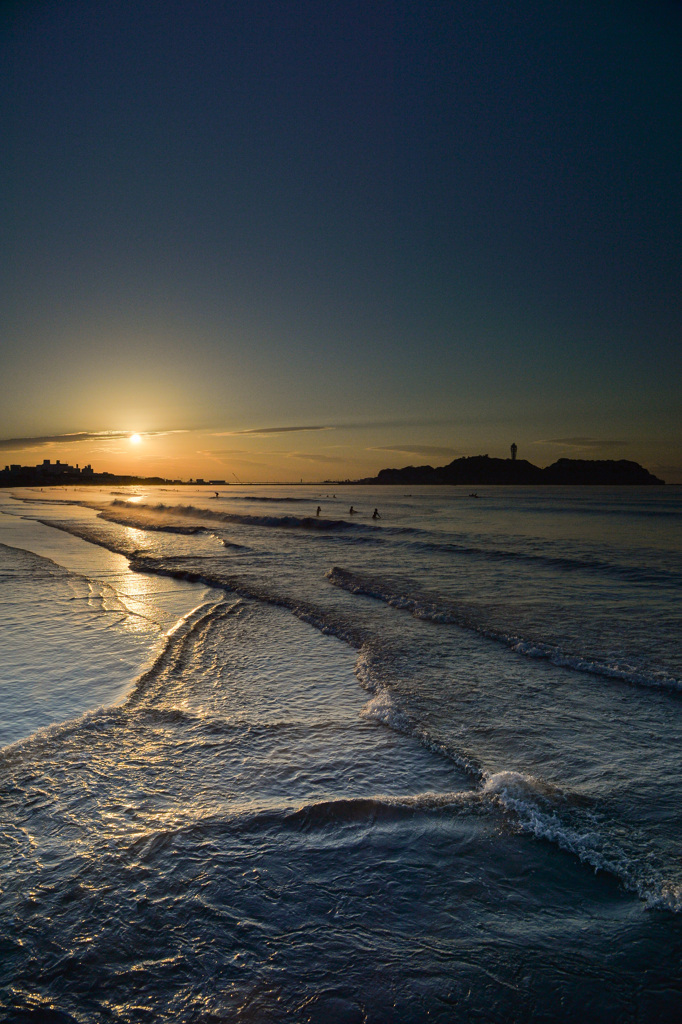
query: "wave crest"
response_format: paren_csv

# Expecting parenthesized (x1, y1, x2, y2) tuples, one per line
(106, 500, 371, 533)
(327, 567, 682, 693)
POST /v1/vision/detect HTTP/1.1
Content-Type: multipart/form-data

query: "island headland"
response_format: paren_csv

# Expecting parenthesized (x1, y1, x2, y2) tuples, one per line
(360, 456, 664, 486)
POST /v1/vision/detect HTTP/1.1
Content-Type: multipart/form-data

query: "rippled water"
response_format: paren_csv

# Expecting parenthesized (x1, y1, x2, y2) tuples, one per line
(1, 484, 681, 1022)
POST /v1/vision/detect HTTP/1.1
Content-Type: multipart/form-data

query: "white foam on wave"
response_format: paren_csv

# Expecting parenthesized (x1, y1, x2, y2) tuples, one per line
(356, 643, 682, 916)
(481, 770, 682, 913)
(360, 688, 413, 733)
(508, 638, 682, 692)
(356, 656, 484, 779)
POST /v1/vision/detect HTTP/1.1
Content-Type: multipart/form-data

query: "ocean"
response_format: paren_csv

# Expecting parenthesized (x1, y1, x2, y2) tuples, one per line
(1, 483, 681, 1022)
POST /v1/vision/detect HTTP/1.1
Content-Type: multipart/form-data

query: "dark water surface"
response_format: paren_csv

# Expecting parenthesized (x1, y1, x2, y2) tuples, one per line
(1, 485, 681, 1021)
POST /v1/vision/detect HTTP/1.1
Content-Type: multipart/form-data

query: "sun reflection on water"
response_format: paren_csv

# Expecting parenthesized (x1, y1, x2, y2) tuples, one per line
(124, 525, 151, 548)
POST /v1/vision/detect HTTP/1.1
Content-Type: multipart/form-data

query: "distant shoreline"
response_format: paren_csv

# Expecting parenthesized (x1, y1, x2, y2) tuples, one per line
(1, 454, 666, 488)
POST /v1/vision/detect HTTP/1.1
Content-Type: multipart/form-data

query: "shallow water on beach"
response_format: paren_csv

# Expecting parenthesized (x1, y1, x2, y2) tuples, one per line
(1, 483, 681, 1021)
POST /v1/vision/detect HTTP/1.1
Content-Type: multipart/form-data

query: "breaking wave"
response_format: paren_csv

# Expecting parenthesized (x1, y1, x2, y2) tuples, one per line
(481, 770, 682, 913)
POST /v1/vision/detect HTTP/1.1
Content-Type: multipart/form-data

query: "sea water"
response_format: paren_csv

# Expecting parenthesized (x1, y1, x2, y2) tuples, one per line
(1, 483, 681, 1022)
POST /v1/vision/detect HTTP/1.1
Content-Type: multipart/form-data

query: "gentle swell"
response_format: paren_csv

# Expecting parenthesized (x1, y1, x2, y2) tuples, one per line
(106, 500, 372, 533)
(284, 790, 477, 827)
(228, 495, 313, 504)
(407, 538, 681, 587)
(327, 566, 682, 693)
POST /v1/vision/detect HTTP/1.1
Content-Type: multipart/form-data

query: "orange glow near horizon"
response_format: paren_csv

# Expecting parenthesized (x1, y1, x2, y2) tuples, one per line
(0, 426, 678, 484)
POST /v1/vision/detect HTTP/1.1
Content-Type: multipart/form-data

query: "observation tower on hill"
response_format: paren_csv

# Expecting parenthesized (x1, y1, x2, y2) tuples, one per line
(510, 443, 517, 461)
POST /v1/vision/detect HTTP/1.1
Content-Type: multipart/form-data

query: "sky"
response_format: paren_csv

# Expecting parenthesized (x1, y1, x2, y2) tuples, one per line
(2, 0, 681, 483)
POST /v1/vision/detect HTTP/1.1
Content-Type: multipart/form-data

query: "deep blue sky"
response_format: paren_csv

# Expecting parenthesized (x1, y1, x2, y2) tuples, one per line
(2, 0, 681, 480)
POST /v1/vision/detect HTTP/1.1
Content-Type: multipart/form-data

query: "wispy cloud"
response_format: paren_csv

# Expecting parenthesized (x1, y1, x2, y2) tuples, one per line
(286, 452, 345, 463)
(212, 417, 466, 438)
(533, 437, 627, 449)
(215, 425, 333, 437)
(196, 448, 252, 456)
(0, 430, 187, 452)
(368, 444, 460, 457)
(0, 431, 128, 452)
(200, 447, 344, 464)
(336, 417, 467, 431)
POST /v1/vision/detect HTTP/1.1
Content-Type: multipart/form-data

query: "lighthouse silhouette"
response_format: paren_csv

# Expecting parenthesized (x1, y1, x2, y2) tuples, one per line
(510, 443, 517, 461)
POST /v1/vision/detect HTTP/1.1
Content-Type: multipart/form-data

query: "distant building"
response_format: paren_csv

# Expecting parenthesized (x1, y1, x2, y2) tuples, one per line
(0, 461, 177, 488)
(510, 443, 517, 461)
(1, 459, 95, 485)
(39, 459, 78, 476)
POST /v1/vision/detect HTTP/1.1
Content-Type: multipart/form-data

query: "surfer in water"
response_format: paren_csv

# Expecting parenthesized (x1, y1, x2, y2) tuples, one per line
(349, 506, 357, 515)
(372, 508, 381, 519)
(316, 506, 321, 516)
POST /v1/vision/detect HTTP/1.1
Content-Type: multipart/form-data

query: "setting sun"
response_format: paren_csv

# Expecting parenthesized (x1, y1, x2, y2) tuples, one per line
(129, 433, 141, 444)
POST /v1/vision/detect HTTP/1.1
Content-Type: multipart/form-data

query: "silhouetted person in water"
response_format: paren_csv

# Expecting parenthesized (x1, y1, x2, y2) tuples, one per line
(372, 508, 381, 519)
(316, 506, 321, 516)
(349, 506, 357, 515)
